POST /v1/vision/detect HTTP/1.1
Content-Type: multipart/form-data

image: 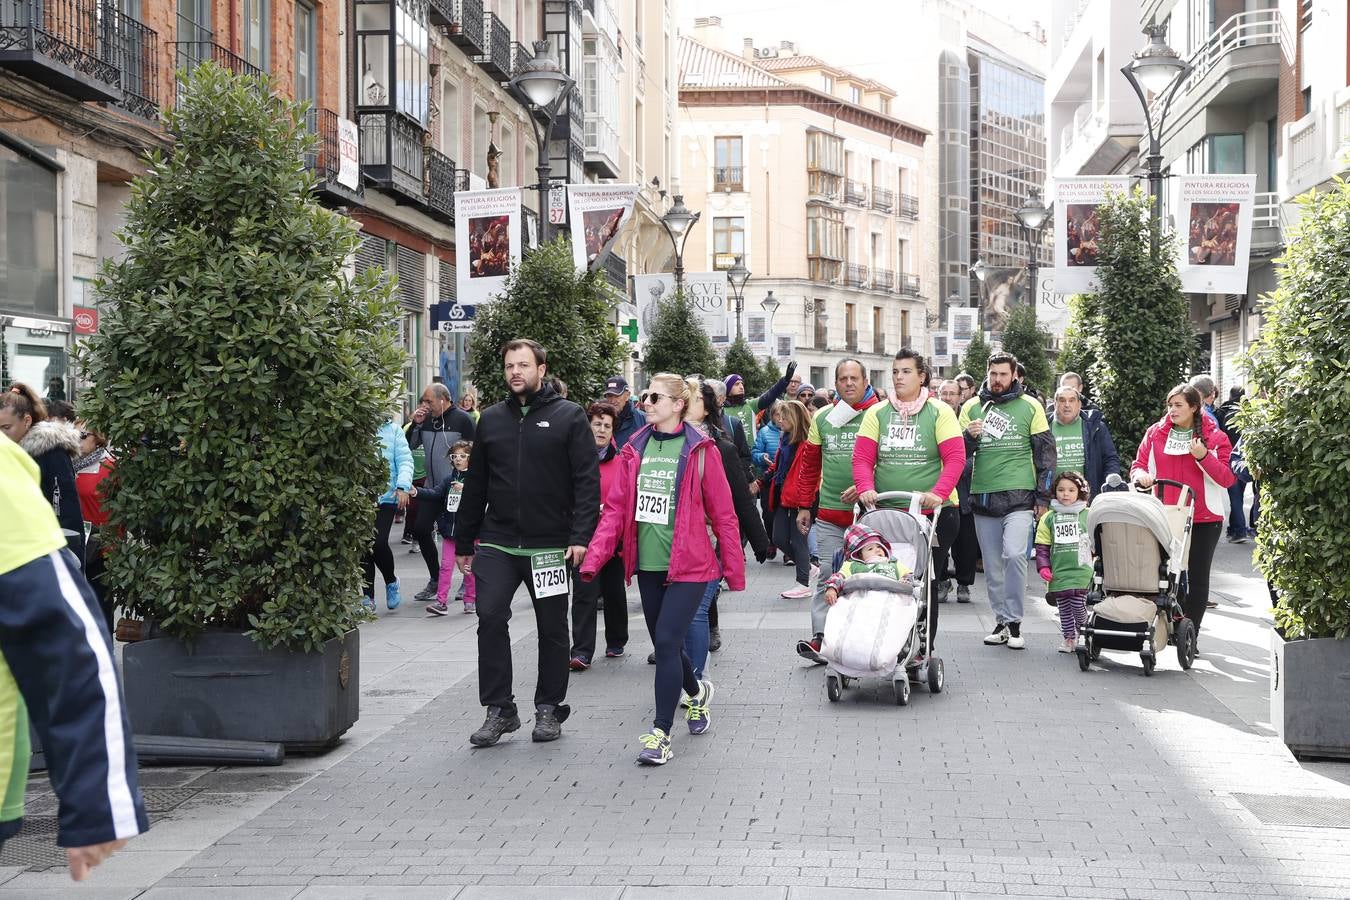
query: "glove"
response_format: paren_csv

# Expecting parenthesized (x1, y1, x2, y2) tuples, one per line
(785, 360, 797, 380)
(1038, 566, 1052, 583)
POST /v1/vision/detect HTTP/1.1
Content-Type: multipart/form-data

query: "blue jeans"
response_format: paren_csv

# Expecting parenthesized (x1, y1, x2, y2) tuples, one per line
(683, 579, 720, 680)
(1226, 481, 1248, 537)
(807, 524, 819, 561)
(973, 509, 1036, 625)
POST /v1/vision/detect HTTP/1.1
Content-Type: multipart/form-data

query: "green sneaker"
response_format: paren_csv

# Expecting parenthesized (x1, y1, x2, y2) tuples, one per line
(685, 680, 714, 735)
(637, 728, 673, 765)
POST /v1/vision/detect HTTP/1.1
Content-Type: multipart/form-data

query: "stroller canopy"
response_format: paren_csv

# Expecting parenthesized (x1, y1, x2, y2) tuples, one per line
(1087, 491, 1175, 549)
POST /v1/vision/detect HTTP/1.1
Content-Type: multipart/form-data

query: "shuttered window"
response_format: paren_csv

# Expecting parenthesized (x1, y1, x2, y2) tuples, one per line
(395, 244, 426, 313)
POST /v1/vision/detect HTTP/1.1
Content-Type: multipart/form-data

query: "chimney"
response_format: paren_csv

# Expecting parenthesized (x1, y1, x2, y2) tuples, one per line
(780, 40, 796, 56)
(692, 15, 725, 51)
(743, 37, 754, 60)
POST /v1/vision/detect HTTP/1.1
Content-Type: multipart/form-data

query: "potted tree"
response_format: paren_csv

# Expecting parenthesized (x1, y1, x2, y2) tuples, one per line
(1240, 177, 1350, 760)
(80, 64, 402, 750)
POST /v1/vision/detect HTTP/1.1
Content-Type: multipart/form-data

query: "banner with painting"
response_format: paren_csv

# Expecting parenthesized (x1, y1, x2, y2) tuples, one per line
(1174, 174, 1256, 294)
(1051, 176, 1131, 294)
(454, 188, 522, 305)
(979, 267, 1027, 336)
(631, 273, 731, 344)
(567, 183, 640, 273)
(932, 332, 951, 368)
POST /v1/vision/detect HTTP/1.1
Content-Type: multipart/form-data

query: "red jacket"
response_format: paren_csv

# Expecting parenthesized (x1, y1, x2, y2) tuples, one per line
(1130, 412, 1235, 524)
(582, 423, 746, 589)
(781, 390, 882, 526)
(75, 454, 115, 527)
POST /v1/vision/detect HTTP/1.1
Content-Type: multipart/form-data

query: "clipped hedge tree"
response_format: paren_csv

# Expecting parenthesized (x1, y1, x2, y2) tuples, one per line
(1238, 180, 1350, 640)
(643, 290, 719, 379)
(999, 304, 1053, 397)
(466, 236, 626, 405)
(963, 329, 991, 382)
(721, 336, 768, 394)
(79, 63, 403, 652)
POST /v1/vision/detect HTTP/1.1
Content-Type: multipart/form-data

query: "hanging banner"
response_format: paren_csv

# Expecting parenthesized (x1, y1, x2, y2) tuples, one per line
(567, 183, 640, 273)
(1175, 174, 1256, 294)
(773, 333, 794, 360)
(336, 118, 360, 190)
(1051, 176, 1131, 294)
(454, 188, 522, 306)
(980, 267, 1026, 336)
(948, 307, 978, 354)
(932, 332, 951, 368)
(631, 272, 730, 343)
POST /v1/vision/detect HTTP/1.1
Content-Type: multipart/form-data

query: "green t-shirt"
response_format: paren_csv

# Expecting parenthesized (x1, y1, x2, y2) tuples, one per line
(726, 401, 756, 442)
(0, 655, 30, 831)
(636, 433, 684, 571)
(960, 395, 1050, 494)
(857, 399, 962, 506)
(1035, 508, 1093, 591)
(1051, 417, 1086, 479)
(808, 404, 869, 511)
(837, 558, 911, 581)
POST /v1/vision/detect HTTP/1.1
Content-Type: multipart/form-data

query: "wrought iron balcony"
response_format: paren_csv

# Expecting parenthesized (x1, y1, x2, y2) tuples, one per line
(442, 0, 484, 54)
(568, 82, 583, 130)
(896, 273, 921, 298)
(424, 147, 455, 223)
(475, 11, 509, 80)
(172, 40, 262, 81)
(0, 0, 120, 100)
(303, 107, 363, 205)
(604, 252, 626, 291)
(511, 40, 529, 77)
(359, 110, 426, 204)
(898, 192, 919, 219)
(871, 268, 894, 291)
(843, 263, 868, 288)
(872, 332, 885, 355)
(845, 179, 867, 207)
(103, 6, 158, 119)
(870, 186, 894, 212)
(813, 319, 829, 350)
(713, 165, 743, 192)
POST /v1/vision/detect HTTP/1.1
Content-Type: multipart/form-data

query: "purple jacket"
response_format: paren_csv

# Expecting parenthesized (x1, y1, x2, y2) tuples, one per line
(582, 422, 746, 589)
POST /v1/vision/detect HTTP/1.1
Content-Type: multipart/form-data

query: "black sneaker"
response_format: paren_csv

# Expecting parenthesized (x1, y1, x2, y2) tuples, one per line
(956, 584, 972, 603)
(469, 707, 520, 747)
(531, 703, 570, 742)
(647, 651, 657, 665)
(796, 634, 826, 665)
(413, 580, 437, 601)
(708, 627, 723, 653)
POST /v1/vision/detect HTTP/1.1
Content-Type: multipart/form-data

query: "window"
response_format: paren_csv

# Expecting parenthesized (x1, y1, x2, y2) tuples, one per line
(1267, 117, 1277, 190)
(714, 136, 743, 190)
(849, 85, 861, 105)
(880, 97, 890, 115)
(900, 310, 910, 348)
(0, 142, 58, 316)
(807, 130, 843, 175)
(294, 1, 315, 105)
(807, 205, 844, 260)
(395, 0, 429, 124)
(243, 0, 269, 69)
(821, 73, 834, 93)
(356, 0, 392, 106)
(1187, 134, 1245, 174)
(473, 105, 489, 176)
(713, 217, 745, 269)
(176, 0, 212, 46)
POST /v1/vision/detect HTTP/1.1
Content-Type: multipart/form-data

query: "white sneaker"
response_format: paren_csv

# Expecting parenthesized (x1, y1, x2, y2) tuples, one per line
(983, 624, 1009, 645)
(809, 564, 820, 581)
(1058, 638, 1076, 654)
(1007, 630, 1026, 650)
(780, 585, 813, 599)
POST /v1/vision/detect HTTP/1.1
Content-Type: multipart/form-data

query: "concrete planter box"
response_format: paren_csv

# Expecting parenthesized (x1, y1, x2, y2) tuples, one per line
(1271, 631, 1350, 760)
(123, 630, 359, 752)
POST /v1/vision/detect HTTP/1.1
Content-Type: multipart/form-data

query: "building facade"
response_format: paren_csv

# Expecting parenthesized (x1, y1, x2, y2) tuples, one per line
(677, 19, 933, 392)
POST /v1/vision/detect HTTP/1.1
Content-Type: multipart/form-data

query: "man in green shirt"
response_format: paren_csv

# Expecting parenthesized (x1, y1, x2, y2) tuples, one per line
(1050, 385, 1121, 500)
(959, 352, 1056, 650)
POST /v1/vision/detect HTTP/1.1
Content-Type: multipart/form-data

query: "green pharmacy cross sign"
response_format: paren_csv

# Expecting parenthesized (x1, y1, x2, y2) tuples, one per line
(620, 319, 639, 343)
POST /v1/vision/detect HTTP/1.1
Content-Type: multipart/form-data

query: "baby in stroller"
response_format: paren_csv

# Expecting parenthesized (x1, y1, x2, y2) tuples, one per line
(823, 523, 914, 604)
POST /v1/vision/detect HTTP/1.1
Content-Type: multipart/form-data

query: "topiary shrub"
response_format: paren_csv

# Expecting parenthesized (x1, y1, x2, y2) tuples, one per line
(999, 304, 1053, 397)
(1238, 179, 1350, 640)
(721, 336, 769, 394)
(962, 329, 991, 381)
(466, 236, 627, 405)
(642, 290, 719, 379)
(79, 63, 402, 652)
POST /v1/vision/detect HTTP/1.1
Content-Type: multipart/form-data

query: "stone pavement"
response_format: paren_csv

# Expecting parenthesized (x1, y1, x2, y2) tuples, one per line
(4, 522, 1350, 900)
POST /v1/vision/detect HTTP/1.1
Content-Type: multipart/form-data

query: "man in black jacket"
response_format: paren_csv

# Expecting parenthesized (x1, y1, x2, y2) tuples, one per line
(406, 383, 476, 600)
(455, 339, 600, 747)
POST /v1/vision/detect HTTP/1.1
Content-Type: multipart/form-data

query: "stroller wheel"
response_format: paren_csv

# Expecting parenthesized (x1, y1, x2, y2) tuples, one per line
(1089, 638, 1102, 661)
(893, 677, 911, 706)
(1176, 619, 1197, 670)
(1141, 652, 1156, 676)
(826, 675, 842, 702)
(927, 657, 944, 693)
(1076, 645, 1090, 672)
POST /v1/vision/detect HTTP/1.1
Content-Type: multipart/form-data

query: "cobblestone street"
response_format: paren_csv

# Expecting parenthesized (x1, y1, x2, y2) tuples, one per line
(4, 534, 1350, 899)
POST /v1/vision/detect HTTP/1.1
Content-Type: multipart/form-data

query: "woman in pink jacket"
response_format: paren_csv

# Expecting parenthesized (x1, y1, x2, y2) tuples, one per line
(582, 372, 745, 766)
(1131, 383, 1234, 639)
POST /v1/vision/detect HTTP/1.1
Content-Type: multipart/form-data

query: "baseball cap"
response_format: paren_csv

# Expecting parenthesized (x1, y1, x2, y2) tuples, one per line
(603, 376, 629, 396)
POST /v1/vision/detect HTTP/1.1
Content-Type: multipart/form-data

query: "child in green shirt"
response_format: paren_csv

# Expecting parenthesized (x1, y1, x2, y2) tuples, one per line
(823, 523, 914, 605)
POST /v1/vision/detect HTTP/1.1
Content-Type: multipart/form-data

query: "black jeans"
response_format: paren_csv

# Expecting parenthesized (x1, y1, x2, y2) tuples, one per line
(1185, 521, 1222, 631)
(84, 526, 113, 634)
(412, 493, 440, 581)
(636, 571, 704, 732)
(773, 506, 810, 586)
(925, 506, 960, 650)
(362, 503, 399, 598)
(570, 555, 629, 659)
(949, 510, 979, 586)
(473, 545, 570, 717)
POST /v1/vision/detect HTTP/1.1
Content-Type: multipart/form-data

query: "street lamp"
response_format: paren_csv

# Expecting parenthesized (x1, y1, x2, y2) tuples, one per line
(509, 41, 574, 244)
(659, 194, 699, 292)
(1013, 186, 1050, 310)
(726, 254, 751, 340)
(1121, 23, 1193, 261)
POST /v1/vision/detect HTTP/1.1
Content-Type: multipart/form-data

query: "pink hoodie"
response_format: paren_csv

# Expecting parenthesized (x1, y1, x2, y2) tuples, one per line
(582, 423, 747, 589)
(1131, 410, 1235, 524)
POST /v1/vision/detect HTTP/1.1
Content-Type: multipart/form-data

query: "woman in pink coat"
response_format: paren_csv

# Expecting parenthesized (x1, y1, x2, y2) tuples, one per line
(581, 372, 745, 766)
(1131, 383, 1234, 640)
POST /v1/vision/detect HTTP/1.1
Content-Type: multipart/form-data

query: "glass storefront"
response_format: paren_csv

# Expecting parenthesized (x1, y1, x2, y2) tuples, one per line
(1, 315, 72, 400)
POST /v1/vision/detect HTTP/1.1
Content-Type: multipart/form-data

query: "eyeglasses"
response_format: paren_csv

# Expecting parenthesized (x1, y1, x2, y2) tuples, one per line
(641, 392, 678, 404)
(450, 453, 470, 459)
(79, 431, 91, 440)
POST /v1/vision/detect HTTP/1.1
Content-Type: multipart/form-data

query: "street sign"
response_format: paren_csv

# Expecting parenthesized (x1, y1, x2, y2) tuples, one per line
(548, 185, 566, 224)
(73, 306, 99, 335)
(438, 303, 476, 333)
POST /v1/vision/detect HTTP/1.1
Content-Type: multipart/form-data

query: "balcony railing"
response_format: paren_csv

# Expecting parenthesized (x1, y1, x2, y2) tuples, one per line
(103, 6, 158, 119)
(843, 263, 868, 288)
(1151, 10, 1280, 119)
(303, 107, 363, 202)
(172, 40, 262, 80)
(845, 328, 859, 353)
(476, 11, 510, 80)
(425, 147, 455, 222)
(897, 192, 919, 219)
(359, 111, 425, 203)
(845, 179, 867, 206)
(568, 82, 583, 130)
(813, 319, 828, 350)
(584, 112, 620, 178)
(713, 165, 743, 191)
(443, 0, 484, 54)
(510, 40, 529, 78)
(1252, 191, 1279, 232)
(896, 273, 921, 298)
(872, 332, 885, 355)
(604, 251, 626, 291)
(0, 0, 121, 100)
(871, 268, 893, 291)
(870, 186, 894, 212)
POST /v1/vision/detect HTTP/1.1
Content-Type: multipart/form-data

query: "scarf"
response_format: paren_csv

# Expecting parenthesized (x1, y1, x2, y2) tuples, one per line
(1050, 499, 1087, 514)
(888, 394, 927, 417)
(74, 446, 108, 474)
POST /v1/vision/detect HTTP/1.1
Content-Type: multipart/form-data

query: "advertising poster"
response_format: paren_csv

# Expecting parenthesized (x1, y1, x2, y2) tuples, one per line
(631, 273, 730, 343)
(454, 188, 522, 305)
(1175, 174, 1256, 294)
(948, 307, 978, 354)
(932, 332, 951, 368)
(567, 184, 640, 273)
(773, 333, 794, 360)
(745, 312, 769, 349)
(1051, 176, 1131, 294)
(979, 267, 1026, 335)
(337, 118, 360, 191)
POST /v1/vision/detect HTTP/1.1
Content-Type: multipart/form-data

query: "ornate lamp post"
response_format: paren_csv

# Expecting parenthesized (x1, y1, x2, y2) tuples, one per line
(726, 254, 751, 340)
(508, 41, 574, 244)
(659, 194, 699, 292)
(1013, 187, 1050, 310)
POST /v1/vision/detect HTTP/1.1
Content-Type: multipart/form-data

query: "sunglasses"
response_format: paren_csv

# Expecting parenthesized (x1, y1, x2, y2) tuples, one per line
(641, 392, 678, 404)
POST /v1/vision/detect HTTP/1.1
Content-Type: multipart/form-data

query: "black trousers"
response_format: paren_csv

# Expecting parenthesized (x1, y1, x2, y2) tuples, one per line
(570, 555, 629, 659)
(949, 509, 979, 586)
(361, 503, 398, 598)
(474, 545, 570, 717)
(84, 526, 113, 634)
(1184, 521, 1222, 631)
(412, 493, 440, 580)
(925, 506, 960, 650)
